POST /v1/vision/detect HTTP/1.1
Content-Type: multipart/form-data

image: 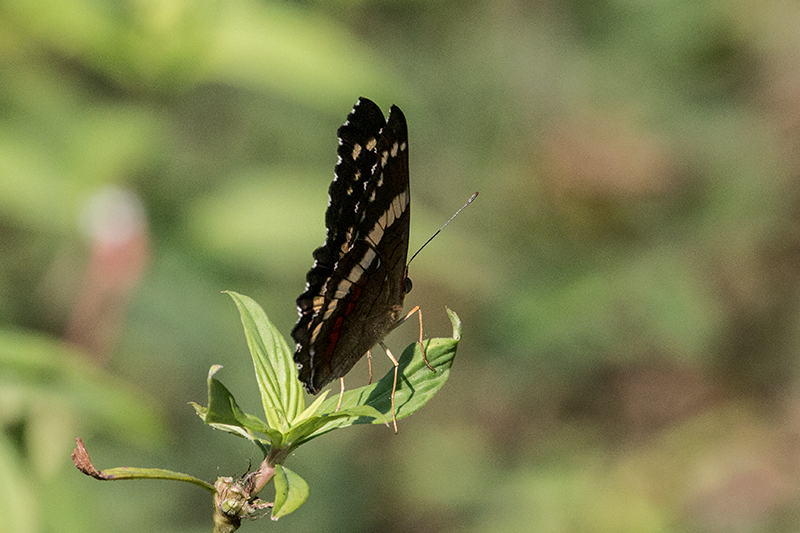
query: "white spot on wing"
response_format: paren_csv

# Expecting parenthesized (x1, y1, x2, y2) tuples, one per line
(352, 143, 362, 160)
(310, 323, 323, 342)
(340, 228, 355, 254)
(366, 138, 377, 151)
(348, 262, 365, 280)
(369, 217, 385, 244)
(381, 151, 389, 167)
(377, 211, 388, 229)
(391, 142, 399, 157)
(322, 301, 338, 320)
(386, 203, 396, 226)
(361, 247, 377, 271)
(335, 278, 352, 298)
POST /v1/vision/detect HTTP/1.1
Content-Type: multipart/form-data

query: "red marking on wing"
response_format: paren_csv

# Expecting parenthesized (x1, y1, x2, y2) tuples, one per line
(320, 285, 363, 371)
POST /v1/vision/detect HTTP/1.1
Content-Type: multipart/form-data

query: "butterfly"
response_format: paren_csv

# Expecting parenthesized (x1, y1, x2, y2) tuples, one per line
(291, 97, 423, 431)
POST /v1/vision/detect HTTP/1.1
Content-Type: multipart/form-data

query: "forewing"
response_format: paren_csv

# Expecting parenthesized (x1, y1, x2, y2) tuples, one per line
(292, 98, 386, 348)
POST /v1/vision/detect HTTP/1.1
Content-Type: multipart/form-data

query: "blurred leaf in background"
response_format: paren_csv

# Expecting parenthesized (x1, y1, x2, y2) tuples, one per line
(3, 0, 800, 531)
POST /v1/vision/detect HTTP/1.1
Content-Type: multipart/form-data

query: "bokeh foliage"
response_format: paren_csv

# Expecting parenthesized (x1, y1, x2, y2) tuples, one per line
(3, 0, 800, 531)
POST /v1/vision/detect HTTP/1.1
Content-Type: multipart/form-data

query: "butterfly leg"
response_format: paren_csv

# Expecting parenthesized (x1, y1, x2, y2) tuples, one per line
(395, 306, 434, 372)
(379, 341, 400, 433)
(335, 378, 345, 412)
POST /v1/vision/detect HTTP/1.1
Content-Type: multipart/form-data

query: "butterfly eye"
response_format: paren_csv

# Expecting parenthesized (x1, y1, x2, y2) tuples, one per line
(404, 277, 413, 294)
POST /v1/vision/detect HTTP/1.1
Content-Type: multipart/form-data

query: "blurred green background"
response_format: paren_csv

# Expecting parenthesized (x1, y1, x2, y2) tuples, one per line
(3, 0, 800, 531)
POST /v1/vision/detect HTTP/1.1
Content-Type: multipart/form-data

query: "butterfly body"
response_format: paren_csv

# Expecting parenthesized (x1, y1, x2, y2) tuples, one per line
(291, 98, 412, 394)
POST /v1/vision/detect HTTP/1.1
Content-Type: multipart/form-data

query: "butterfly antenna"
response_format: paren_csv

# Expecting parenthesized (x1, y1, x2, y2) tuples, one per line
(408, 192, 478, 265)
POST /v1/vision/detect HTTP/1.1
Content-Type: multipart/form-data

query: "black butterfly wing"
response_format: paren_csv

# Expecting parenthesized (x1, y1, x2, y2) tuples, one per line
(295, 98, 386, 316)
(292, 98, 411, 393)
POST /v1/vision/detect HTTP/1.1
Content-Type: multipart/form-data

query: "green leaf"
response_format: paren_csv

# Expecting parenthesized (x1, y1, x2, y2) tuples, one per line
(286, 405, 386, 446)
(225, 291, 303, 432)
(289, 390, 330, 427)
(192, 365, 282, 452)
(271, 464, 309, 520)
(303, 310, 462, 440)
(447, 307, 462, 341)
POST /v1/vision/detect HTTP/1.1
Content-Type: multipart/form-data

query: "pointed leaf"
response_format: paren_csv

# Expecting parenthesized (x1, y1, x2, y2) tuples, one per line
(360, 334, 459, 422)
(286, 405, 386, 446)
(225, 292, 303, 431)
(303, 310, 461, 440)
(447, 307, 462, 341)
(271, 465, 309, 519)
(289, 390, 330, 427)
(194, 365, 283, 450)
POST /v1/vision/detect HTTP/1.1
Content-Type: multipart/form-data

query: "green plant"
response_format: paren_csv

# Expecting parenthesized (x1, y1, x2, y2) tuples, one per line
(72, 291, 461, 531)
